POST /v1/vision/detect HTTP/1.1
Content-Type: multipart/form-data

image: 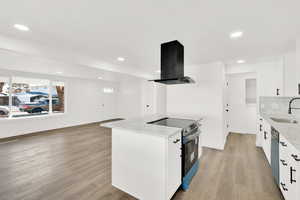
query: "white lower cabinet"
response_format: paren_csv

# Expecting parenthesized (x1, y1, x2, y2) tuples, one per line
(256, 116, 264, 147)
(262, 120, 271, 164)
(167, 132, 182, 200)
(279, 134, 300, 200)
(287, 143, 300, 200)
(279, 135, 291, 199)
(112, 129, 182, 200)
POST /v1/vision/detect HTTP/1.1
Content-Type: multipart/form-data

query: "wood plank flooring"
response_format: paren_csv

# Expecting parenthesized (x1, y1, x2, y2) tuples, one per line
(0, 123, 283, 200)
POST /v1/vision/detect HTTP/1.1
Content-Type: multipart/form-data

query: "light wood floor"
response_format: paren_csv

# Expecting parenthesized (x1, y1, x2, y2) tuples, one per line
(0, 123, 283, 200)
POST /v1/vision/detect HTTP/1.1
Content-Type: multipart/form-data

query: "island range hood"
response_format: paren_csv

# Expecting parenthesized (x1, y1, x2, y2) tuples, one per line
(151, 40, 195, 85)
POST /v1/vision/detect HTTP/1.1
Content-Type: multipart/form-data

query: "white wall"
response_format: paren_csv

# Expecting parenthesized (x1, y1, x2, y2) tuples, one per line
(166, 63, 226, 150)
(0, 69, 120, 138)
(155, 83, 167, 115)
(0, 51, 163, 139)
(141, 81, 167, 116)
(226, 59, 284, 97)
(226, 73, 257, 134)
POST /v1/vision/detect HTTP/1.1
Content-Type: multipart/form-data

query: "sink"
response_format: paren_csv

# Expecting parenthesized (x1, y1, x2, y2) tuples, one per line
(270, 117, 298, 124)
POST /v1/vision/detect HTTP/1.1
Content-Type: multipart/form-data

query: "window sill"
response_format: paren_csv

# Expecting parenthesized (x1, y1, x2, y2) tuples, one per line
(0, 113, 65, 122)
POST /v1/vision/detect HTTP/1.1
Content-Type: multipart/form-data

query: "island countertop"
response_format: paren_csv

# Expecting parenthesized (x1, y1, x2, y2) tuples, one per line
(101, 114, 203, 138)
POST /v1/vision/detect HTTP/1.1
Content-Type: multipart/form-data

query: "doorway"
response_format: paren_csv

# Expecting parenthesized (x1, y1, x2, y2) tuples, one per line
(226, 72, 258, 134)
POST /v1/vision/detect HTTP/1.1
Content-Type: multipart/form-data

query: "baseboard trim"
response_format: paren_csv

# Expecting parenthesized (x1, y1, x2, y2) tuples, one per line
(0, 118, 123, 142)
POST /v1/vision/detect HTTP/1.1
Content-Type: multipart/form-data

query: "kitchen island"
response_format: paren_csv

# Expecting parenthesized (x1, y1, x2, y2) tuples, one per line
(102, 114, 203, 200)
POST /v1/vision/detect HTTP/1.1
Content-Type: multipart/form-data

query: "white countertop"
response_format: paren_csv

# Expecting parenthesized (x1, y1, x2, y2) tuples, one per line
(101, 114, 203, 138)
(261, 113, 300, 152)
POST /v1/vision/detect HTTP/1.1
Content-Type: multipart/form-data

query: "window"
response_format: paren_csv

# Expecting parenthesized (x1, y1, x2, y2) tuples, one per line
(12, 77, 50, 117)
(52, 82, 64, 113)
(245, 78, 257, 104)
(0, 76, 9, 118)
(0, 75, 65, 119)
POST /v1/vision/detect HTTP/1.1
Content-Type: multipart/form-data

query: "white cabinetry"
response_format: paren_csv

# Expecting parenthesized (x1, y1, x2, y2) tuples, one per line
(112, 128, 182, 200)
(279, 134, 300, 200)
(262, 120, 271, 164)
(287, 142, 300, 200)
(259, 61, 284, 96)
(283, 52, 300, 96)
(279, 135, 290, 199)
(256, 116, 264, 147)
(167, 132, 182, 200)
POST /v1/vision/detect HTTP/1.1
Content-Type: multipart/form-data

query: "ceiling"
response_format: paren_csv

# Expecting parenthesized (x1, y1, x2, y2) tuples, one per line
(0, 0, 299, 78)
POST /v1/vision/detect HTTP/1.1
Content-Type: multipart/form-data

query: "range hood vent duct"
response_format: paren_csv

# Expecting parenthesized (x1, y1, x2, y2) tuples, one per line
(150, 40, 195, 85)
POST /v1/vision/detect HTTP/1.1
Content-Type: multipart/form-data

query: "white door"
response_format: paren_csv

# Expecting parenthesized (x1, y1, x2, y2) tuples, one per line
(102, 92, 116, 120)
(226, 73, 257, 134)
(223, 78, 230, 138)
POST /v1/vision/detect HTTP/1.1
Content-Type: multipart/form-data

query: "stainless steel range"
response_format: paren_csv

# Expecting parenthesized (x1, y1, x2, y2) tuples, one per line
(147, 117, 201, 190)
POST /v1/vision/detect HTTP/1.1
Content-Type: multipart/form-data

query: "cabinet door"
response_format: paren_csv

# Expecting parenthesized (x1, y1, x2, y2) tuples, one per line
(287, 146, 300, 200)
(279, 135, 290, 198)
(284, 52, 300, 96)
(167, 132, 182, 200)
(256, 116, 263, 147)
(259, 62, 284, 96)
(262, 121, 271, 164)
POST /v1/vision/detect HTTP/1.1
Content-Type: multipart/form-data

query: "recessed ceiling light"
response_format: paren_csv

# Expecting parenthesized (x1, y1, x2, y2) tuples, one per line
(98, 77, 103, 79)
(13, 24, 30, 32)
(237, 60, 246, 64)
(230, 31, 243, 39)
(117, 57, 125, 62)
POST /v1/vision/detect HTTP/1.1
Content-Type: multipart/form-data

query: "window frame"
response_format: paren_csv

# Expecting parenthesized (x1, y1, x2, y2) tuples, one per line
(0, 75, 66, 120)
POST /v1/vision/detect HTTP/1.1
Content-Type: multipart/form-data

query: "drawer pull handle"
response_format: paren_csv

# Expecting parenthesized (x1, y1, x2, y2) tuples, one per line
(280, 159, 287, 166)
(291, 154, 300, 161)
(259, 124, 262, 131)
(280, 141, 287, 147)
(280, 182, 288, 191)
(173, 139, 180, 144)
(290, 167, 297, 184)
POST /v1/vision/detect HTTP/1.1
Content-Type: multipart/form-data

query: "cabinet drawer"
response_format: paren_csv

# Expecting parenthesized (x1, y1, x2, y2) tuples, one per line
(279, 135, 290, 156)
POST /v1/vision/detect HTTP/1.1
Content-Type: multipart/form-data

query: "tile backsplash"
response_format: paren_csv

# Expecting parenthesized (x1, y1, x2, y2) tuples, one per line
(260, 96, 300, 116)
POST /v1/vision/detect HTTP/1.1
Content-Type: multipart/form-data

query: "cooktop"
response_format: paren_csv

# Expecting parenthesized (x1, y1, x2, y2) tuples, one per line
(147, 117, 196, 129)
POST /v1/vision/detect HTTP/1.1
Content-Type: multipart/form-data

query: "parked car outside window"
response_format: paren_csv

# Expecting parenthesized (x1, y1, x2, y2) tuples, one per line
(19, 98, 60, 113)
(0, 106, 9, 117)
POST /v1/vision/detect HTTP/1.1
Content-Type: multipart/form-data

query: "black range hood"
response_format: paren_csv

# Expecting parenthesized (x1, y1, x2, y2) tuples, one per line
(151, 40, 195, 85)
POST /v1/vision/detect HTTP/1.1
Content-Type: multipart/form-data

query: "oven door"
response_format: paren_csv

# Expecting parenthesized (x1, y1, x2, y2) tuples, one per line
(182, 132, 200, 177)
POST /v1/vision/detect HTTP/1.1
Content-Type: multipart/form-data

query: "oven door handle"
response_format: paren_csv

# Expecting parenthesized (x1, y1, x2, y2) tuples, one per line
(183, 131, 201, 144)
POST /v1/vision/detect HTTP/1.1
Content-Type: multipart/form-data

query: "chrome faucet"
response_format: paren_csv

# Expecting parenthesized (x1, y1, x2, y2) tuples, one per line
(288, 97, 300, 114)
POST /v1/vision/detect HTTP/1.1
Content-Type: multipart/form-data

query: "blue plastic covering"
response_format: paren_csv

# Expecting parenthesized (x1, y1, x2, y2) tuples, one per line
(181, 160, 200, 191)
